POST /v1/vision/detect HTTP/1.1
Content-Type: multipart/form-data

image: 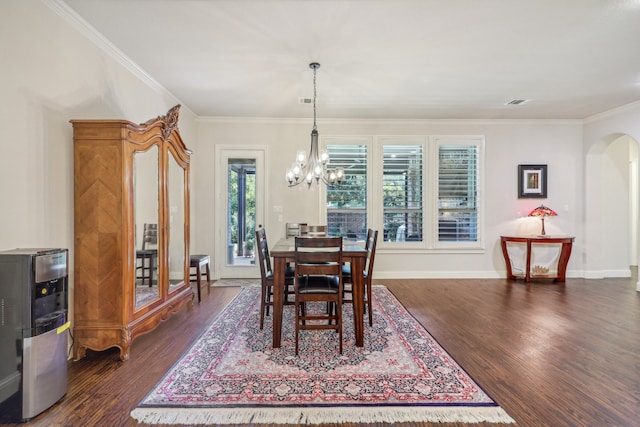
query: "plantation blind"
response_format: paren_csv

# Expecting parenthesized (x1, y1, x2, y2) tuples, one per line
(438, 145, 478, 242)
(326, 144, 368, 240)
(383, 145, 424, 242)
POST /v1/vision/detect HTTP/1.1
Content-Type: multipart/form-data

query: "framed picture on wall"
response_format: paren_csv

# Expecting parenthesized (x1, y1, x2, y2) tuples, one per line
(518, 164, 547, 198)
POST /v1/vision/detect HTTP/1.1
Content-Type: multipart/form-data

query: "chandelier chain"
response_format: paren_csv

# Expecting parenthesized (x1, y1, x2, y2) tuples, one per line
(312, 65, 317, 131)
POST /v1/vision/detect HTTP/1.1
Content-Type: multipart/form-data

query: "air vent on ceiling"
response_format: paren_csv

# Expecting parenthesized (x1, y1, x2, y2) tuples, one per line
(506, 99, 529, 105)
(299, 98, 313, 104)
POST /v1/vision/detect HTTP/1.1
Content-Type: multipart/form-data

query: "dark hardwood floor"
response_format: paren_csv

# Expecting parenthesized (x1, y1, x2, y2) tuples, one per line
(5, 275, 639, 427)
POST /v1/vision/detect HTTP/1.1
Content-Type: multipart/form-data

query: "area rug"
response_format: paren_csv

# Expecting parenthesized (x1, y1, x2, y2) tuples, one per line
(131, 286, 514, 425)
(211, 278, 257, 287)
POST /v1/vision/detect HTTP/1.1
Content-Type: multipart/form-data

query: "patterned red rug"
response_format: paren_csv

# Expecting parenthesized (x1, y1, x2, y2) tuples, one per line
(131, 285, 514, 424)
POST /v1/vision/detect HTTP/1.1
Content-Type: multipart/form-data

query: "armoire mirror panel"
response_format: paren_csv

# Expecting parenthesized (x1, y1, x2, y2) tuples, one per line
(168, 147, 186, 293)
(72, 105, 193, 361)
(134, 145, 160, 309)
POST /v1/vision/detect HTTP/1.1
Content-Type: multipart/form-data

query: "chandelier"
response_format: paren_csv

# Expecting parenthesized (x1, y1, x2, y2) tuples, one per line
(286, 63, 344, 188)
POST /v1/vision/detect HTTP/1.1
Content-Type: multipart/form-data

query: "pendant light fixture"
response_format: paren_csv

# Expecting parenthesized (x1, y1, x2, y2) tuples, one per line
(286, 63, 344, 188)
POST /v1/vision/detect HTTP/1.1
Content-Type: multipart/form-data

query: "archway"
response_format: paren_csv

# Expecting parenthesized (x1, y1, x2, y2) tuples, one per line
(585, 133, 639, 284)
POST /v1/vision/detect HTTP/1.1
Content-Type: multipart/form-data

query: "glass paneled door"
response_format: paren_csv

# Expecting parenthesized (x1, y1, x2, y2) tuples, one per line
(215, 147, 265, 278)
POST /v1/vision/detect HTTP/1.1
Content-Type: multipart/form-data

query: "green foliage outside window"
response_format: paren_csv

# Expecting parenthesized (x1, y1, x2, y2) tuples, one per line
(228, 169, 256, 244)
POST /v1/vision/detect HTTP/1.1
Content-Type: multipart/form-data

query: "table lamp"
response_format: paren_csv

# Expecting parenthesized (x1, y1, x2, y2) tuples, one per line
(528, 204, 557, 236)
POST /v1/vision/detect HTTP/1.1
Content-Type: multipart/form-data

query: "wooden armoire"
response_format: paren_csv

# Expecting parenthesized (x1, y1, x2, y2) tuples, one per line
(71, 105, 193, 361)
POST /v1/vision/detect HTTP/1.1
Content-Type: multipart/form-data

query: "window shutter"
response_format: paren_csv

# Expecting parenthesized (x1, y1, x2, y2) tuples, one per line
(438, 145, 478, 242)
(326, 144, 368, 240)
(383, 145, 424, 242)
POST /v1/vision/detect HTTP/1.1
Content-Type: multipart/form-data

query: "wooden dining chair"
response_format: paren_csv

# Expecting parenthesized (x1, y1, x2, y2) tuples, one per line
(136, 223, 158, 287)
(294, 236, 343, 355)
(342, 229, 378, 326)
(256, 228, 294, 329)
(189, 254, 211, 303)
(300, 225, 327, 237)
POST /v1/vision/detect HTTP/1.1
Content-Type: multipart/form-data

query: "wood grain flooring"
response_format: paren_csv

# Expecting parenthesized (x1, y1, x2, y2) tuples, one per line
(6, 276, 640, 427)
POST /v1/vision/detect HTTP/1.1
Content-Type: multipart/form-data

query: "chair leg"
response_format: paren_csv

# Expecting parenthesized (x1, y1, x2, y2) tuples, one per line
(149, 257, 154, 287)
(259, 283, 267, 330)
(195, 265, 202, 303)
(337, 300, 343, 354)
(265, 287, 272, 317)
(366, 281, 373, 326)
(295, 301, 300, 355)
(205, 262, 211, 296)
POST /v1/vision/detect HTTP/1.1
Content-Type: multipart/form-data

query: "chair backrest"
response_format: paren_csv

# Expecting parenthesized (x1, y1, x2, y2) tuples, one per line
(364, 229, 379, 279)
(300, 225, 327, 237)
(255, 228, 272, 278)
(142, 223, 158, 250)
(295, 236, 343, 277)
(286, 223, 307, 238)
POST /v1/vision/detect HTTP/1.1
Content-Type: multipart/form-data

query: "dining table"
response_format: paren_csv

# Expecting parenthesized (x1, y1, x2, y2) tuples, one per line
(270, 237, 368, 348)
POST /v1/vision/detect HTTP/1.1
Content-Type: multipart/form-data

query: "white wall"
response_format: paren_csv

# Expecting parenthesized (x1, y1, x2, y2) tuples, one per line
(195, 118, 584, 278)
(0, 1, 197, 312)
(602, 137, 632, 270)
(5, 0, 640, 285)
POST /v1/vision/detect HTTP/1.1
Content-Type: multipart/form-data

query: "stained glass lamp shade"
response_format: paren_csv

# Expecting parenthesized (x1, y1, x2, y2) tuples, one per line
(528, 205, 558, 236)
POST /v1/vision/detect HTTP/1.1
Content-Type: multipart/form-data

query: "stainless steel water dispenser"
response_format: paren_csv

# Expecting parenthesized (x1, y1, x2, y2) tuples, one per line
(0, 248, 69, 422)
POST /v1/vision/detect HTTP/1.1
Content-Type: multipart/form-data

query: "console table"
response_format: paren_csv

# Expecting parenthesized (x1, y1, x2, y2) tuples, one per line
(500, 236, 574, 282)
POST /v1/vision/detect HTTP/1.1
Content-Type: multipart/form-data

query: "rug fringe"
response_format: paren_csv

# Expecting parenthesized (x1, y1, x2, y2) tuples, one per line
(131, 406, 515, 425)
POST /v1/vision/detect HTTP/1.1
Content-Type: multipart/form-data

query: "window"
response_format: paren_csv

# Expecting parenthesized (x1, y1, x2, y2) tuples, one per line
(437, 144, 479, 243)
(323, 135, 482, 250)
(325, 141, 368, 240)
(383, 144, 423, 243)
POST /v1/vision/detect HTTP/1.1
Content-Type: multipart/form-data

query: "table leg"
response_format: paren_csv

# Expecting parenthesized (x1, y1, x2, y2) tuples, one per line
(500, 238, 515, 280)
(525, 240, 532, 282)
(351, 256, 365, 347)
(272, 256, 285, 348)
(556, 241, 573, 282)
(195, 264, 202, 302)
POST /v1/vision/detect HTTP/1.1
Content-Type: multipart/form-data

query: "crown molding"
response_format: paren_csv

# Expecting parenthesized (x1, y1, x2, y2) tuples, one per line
(583, 100, 640, 124)
(196, 116, 582, 126)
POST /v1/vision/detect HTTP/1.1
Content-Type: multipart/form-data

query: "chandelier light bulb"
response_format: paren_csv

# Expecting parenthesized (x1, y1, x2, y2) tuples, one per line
(296, 150, 306, 166)
(320, 150, 329, 164)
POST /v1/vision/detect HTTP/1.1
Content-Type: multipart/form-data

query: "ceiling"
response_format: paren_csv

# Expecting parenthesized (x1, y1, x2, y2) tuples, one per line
(60, 0, 640, 120)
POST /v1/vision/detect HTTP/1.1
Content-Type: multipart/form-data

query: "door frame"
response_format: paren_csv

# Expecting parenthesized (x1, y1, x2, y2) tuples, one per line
(214, 145, 267, 279)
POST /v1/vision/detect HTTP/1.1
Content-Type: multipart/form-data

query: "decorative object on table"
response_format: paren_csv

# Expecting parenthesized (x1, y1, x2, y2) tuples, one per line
(528, 204, 558, 236)
(300, 224, 327, 236)
(285, 63, 344, 188)
(285, 222, 307, 237)
(131, 285, 514, 425)
(532, 265, 550, 275)
(518, 164, 547, 198)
